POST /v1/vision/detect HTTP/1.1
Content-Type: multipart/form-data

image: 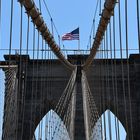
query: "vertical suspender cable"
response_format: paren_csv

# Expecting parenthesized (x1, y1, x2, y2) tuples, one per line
(51, 18, 54, 139)
(86, 0, 100, 51)
(39, 0, 41, 13)
(45, 103, 48, 140)
(110, 20, 118, 140)
(50, 18, 54, 139)
(38, 1, 44, 139)
(125, 0, 134, 139)
(47, 44, 50, 140)
(106, 30, 110, 140)
(49, 45, 51, 140)
(21, 15, 30, 139)
(137, 0, 140, 53)
(19, 5, 23, 56)
(90, 35, 92, 49)
(99, 0, 102, 15)
(103, 37, 107, 140)
(32, 25, 36, 139)
(118, 0, 129, 136)
(3, 0, 14, 139)
(107, 25, 112, 140)
(110, 18, 119, 140)
(105, 31, 108, 140)
(46, 44, 49, 140)
(93, 20, 95, 41)
(0, 0, 1, 26)
(113, 12, 120, 140)
(100, 38, 104, 139)
(100, 45, 103, 140)
(26, 16, 30, 54)
(36, 31, 40, 139)
(39, 39, 43, 140)
(45, 43, 48, 140)
(41, 38, 44, 139)
(99, 43, 103, 140)
(58, 35, 61, 50)
(83, 0, 116, 70)
(9, 0, 13, 62)
(17, 4, 23, 140)
(30, 24, 35, 139)
(51, 18, 54, 36)
(19, 0, 75, 70)
(105, 29, 112, 140)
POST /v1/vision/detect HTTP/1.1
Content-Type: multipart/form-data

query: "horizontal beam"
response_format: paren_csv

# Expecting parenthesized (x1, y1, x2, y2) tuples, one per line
(83, 0, 116, 70)
(0, 65, 17, 68)
(0, 61, 17, 68)
(0, 48, 91, 52)
(18, 0, 75, 70)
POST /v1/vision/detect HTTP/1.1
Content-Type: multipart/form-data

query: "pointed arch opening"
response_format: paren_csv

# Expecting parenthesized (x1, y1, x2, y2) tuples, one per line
(34, 109, 70, 140)
(91, 109, 126, 140)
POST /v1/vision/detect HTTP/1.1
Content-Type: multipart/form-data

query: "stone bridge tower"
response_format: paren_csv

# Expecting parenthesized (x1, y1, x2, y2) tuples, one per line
(1, 54, 140, 140)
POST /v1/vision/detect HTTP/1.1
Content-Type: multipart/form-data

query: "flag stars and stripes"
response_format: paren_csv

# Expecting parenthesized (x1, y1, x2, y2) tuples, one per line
(62, 28, 79, 41)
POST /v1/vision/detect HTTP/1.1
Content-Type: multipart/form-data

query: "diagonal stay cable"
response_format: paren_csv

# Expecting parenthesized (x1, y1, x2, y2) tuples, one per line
(18, 0, 75, 70)
(50, 67, 77, 140)
(82, 70, 101, 139)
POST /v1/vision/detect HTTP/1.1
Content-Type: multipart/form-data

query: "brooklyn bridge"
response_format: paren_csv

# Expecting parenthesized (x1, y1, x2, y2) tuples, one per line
(0, 0, 140, 140)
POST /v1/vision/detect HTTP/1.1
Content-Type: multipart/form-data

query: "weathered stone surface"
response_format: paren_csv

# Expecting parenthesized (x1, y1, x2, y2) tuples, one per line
(1, 54, 140, 140)
(86, 54, 140, 140)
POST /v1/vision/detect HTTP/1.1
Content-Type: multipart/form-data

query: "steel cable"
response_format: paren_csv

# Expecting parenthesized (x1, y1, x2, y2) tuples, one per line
(18, 0, 75, 70)
(83, 0, 116, 70)
(137, 0, 140, 53)
(125, 0, 134, 138)
(118, 0, 129, 137)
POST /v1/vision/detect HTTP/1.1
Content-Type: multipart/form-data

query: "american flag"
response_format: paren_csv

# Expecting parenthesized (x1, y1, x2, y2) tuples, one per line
(62, 28, 79, 41)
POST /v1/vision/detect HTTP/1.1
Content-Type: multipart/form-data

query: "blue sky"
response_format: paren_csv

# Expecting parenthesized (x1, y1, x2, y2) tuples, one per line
(0, 0, 139, 59)
(0, 0, 139, 139)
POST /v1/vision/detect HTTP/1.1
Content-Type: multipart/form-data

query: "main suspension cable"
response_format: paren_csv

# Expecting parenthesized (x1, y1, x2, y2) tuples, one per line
(18, 0, 75, 70)
(83, 0, 116, 70)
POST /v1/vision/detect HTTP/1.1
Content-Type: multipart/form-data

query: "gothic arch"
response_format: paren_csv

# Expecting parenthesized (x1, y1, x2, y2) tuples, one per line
(34, 110, 70, 140)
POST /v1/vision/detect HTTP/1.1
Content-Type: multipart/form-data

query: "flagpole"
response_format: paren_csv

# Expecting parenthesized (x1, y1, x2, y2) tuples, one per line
(62, 27, 80, 54)
(78, 27, 80, 54)
(78, 39, 80, 54)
